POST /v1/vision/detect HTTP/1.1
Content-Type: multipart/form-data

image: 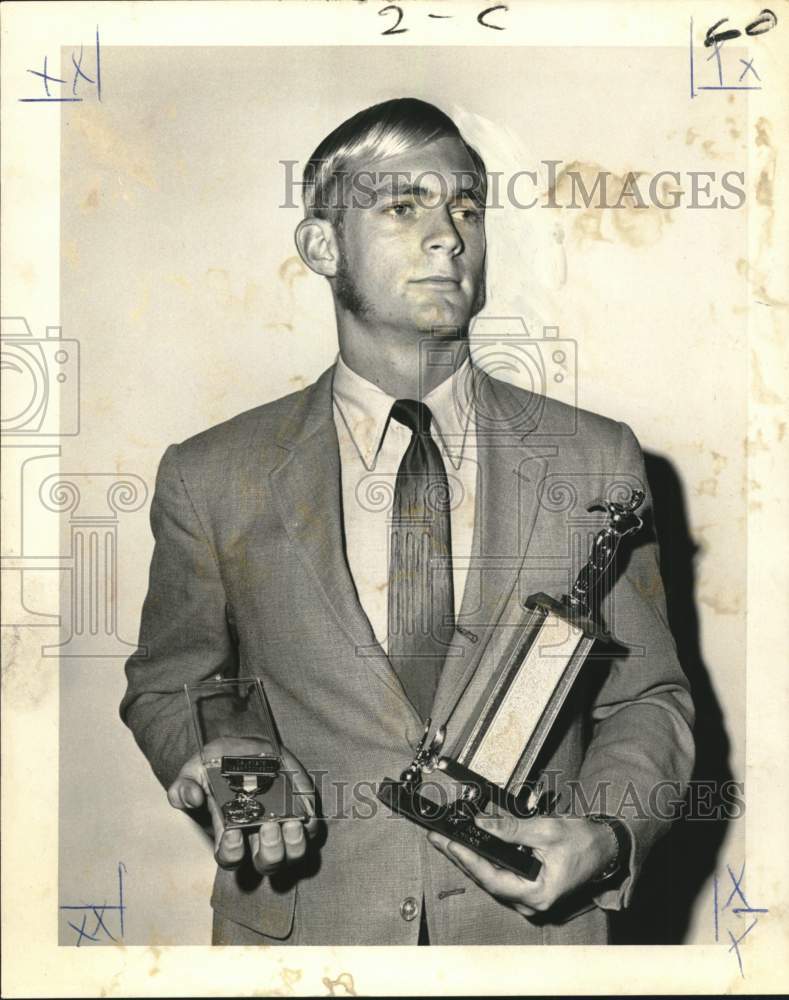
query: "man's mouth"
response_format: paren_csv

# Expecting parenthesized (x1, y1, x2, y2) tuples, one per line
(411, 276, 461, 286)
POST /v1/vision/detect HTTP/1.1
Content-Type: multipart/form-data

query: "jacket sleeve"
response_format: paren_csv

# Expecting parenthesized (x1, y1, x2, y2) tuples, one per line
(120, 442, 239, 790)
(572, 421, 695, 911)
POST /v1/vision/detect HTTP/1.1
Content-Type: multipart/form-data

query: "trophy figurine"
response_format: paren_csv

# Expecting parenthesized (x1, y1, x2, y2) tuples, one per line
(184, 676, 307, 830)
(377, 488, 646, 878)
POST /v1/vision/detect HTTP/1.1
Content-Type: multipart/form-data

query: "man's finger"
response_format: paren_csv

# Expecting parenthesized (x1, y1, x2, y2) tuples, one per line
(167, 749, 214, 811)
(480, 800, 509, 819)
(448, 843, 545, 908)
(167, 776, 205, 811)
(429, 833, 546, 915)
(427, 834, 486, 890)
(475, 813, 562, 848)
(201, 788, 247, 871)
(429, 832, 544, 906)
(215, 826, 245, 869)
(280, 749, 319, 837)
(281, 820, 308, 863)
(426, 831, 452, 852)
(252, 820, 286, 873)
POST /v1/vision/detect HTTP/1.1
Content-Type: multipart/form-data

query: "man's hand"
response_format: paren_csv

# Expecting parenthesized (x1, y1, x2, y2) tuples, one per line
(167, 737, 318, 874)
(428, 812, 618, 917)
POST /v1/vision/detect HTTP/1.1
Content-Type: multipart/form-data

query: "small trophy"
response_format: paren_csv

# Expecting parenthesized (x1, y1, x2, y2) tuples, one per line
(185, 676, 307, 830)
(377, 489, 645, 878)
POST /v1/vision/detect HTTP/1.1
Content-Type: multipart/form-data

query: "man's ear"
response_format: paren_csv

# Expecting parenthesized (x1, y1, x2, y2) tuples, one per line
(294, 217, 340, 278)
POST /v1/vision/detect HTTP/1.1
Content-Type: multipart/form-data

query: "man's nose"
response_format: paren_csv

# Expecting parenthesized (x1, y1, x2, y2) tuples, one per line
(421, 208, 462, 256)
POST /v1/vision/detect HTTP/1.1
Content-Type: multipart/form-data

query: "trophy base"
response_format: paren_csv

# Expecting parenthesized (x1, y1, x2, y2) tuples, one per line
(377, 778, 542, 880)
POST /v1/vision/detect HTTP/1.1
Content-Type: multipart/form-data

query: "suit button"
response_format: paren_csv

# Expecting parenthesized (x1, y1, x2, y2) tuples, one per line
(400, 897, 419, 922)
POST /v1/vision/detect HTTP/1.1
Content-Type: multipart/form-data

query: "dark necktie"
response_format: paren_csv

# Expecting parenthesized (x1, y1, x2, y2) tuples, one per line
(387, 399, 454, 721)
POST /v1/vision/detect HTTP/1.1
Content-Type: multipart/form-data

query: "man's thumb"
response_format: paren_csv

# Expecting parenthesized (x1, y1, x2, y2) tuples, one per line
(168, 776, 205, 810)
(475, 813, 556, 847)
(474, 812, 521, 843)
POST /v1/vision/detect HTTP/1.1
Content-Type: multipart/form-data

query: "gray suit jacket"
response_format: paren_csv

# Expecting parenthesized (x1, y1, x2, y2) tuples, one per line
(121, 365, 694, 945)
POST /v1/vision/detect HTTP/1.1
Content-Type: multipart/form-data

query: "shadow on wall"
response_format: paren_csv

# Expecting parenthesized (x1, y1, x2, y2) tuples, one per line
(610, 452, 734, 945)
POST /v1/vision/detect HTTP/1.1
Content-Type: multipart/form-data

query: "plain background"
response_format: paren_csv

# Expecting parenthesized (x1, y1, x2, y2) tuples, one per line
(55, 44, 748, 945)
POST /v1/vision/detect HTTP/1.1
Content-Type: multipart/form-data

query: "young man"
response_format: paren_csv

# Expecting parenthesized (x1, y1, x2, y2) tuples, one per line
(121, 98, 694, 945)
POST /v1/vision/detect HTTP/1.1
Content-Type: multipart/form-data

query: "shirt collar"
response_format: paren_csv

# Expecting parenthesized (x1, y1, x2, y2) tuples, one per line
(332, 351, 475, 472)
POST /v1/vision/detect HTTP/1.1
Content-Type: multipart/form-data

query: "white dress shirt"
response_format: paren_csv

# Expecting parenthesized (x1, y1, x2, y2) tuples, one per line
(332, 352, 478, 653)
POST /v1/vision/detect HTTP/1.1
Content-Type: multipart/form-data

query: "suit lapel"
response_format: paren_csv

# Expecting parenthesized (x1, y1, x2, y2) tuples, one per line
(269, 367, 420, 718)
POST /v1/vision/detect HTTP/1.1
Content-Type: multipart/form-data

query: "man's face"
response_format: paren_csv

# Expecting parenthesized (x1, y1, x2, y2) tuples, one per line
(332, 137, 487, 343)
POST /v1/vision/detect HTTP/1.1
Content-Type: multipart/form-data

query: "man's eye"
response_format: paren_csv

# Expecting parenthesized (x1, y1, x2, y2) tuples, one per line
(387, 203, 414, 217)
(452, 206, 482, 222)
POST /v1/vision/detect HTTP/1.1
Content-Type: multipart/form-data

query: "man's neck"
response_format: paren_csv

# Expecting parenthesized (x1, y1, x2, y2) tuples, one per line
(337, 333, 470, 400)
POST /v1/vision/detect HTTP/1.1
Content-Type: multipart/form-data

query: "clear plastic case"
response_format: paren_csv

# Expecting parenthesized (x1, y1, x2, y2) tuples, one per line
(184, 676, 308, 830)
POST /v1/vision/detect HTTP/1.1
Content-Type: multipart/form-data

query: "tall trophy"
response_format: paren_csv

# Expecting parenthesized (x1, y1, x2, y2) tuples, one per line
(377, 489, 645, 879)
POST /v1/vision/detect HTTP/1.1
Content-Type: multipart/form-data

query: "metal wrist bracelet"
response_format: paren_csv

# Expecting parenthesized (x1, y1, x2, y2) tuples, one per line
(587, 814, 629, 883)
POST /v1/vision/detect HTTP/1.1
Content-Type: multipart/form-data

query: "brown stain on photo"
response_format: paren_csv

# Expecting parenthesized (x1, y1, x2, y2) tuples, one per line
(254, 256, 309, 332)
(756, 169, 773, 208)
(83, 187, 100, 210)
(739, 476, 764, 509)
(99, 972, 122, 998)
(743, 431, 770, 455)
(547, 161, 675, 249)
(257, 966, 304, 996)
(684, 129, 725, 158)
(754, 117, 777, 247)
(696, 478, 718, 497)
(63, 240, 81, 269)
(1, 626, 52, 711)
(280, 968, 303, 991)
(736, 259, 788, 311)
(710, 451, 727, 474)
(755, 116, 772, 149)
(147, 945, 161, 977)
(205, 267, 262, 313)
(750, 349, 783, 406)
(695, 450, 728, 497)
(699, 591, 742, 616)
(322, 971, 357, 996)
(279, 256, 307, 288)
(73, 108, 159, 194)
